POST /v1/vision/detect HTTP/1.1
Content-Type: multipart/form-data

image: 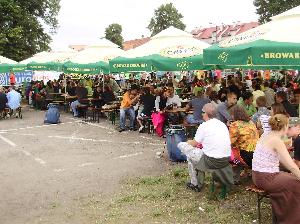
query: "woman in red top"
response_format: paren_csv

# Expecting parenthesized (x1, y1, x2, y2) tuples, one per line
(9, 71, 16, 85)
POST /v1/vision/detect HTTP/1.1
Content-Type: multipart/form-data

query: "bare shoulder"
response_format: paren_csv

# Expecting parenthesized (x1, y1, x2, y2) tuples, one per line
(260, 134, 282, 148)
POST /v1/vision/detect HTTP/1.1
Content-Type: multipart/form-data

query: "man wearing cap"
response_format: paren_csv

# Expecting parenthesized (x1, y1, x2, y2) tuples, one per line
(0, 86, 8, 117)
(178, 103, 234, 192)
(287, 117, 300, 168)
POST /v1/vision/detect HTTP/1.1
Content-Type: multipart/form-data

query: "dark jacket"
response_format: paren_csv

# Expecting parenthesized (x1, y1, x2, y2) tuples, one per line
(76, 87, 88, 104)
(0, 92, 8, 110)
(282, 100, 297, 117)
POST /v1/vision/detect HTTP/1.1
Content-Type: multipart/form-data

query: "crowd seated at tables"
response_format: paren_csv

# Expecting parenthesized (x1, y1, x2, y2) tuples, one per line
(1, 70, 300, 222)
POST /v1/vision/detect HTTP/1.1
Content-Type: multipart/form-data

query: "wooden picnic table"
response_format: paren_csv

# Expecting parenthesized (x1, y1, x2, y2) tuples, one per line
(165, 107, 193, 114)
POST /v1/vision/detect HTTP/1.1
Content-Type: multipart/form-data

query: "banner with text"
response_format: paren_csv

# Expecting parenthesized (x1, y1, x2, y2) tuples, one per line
(0, 71, 33, 86)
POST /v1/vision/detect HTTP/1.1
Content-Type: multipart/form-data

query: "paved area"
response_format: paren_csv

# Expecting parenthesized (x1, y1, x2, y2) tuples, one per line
(0, 107, 167, 224)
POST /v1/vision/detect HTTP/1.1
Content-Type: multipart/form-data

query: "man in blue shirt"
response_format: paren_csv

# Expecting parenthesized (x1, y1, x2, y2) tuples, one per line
(184, 89, 210, 125)
(7, 86, 21, 117)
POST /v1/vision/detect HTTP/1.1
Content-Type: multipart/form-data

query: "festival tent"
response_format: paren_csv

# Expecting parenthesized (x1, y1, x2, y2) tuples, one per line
(63, 39, 125, 74)
(203, 5, 300, 69)
(20, 48, 77, 71)
(109, 26, 211, 73)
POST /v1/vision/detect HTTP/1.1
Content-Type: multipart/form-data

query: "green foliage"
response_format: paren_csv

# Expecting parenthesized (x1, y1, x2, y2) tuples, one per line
(0, 0, 60, 61)
(148, 3, 186, 36)
(254, 0, 300, 23)
(105, 23, 124, 49)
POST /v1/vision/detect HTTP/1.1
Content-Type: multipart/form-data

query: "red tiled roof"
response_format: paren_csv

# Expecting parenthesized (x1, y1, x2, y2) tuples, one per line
(236, 22, 259, 34)
(192, 22, 259, 40)
(123, 37, 150, 51)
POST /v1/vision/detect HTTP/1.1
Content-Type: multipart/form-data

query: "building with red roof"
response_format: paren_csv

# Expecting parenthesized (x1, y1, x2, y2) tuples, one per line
(191, 22, 259, 44)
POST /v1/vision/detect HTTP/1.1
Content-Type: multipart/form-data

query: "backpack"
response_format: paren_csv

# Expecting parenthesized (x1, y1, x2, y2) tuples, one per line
(44, 104, 60, 124)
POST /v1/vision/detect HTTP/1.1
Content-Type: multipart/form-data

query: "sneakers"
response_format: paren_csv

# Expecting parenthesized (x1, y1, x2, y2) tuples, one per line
(186, 182, 202, 192)
(119, 128, 125, 132)
(138, 126, 144, 133)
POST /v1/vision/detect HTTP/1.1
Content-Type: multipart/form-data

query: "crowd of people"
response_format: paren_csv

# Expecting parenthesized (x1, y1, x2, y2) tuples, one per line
(1, 70, 300, 222)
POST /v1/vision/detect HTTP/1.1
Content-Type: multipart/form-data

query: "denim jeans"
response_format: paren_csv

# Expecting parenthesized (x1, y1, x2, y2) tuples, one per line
(71, 100, 81, 116)
(119, 107, 135, 129)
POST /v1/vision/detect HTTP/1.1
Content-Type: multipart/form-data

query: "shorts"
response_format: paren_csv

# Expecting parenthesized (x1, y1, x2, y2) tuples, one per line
(137, 113, 149, 119)
(185, 114, 202, 125)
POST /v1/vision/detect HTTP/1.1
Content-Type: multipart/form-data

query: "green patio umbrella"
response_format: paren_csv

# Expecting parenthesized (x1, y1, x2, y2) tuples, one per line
(20, 49, 77, 71)
(203, 5, 300, 69)
(0, 56, 27, 73)
(27, 61, 65, 71)
(110, 27, 211, 73)
(63, 39, 125, 75)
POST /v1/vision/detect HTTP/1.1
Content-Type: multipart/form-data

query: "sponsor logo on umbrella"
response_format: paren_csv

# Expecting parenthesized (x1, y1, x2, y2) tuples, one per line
(219, 28, 269, 48)
(261, 52, 300, 59)
(113, 63, 148, 68)
(177, 61, 192, 70)
(218, 52, 229, 63)
(160, 46, 202, 58)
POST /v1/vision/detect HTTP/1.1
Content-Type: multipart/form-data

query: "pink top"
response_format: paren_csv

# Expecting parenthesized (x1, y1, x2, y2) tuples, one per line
(252, 144, 280, 173)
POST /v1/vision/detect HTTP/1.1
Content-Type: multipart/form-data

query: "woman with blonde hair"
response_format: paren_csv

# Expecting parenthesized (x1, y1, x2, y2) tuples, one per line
(252, 114, 300, 223)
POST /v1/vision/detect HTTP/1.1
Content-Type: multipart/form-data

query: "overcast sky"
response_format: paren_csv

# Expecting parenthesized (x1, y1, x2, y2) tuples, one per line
(50, 0, 259, 49)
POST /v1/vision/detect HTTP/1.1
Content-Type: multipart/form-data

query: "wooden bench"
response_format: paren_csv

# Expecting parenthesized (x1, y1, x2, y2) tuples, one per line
(77, 105, 88, 120)
(86, 107, 101, 123)
(102, 108, 117, 125)
(246, 185, 271, 224)
(140, 116, 154, 134)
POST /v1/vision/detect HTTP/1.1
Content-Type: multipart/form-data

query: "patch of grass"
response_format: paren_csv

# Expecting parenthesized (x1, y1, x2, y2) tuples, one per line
(80, 166, 273, 224)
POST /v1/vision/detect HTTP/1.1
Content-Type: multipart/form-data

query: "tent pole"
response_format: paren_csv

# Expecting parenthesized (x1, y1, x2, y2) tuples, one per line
(64, 74, 67, 94)
(102, 70, 105, 92)
(284, 71, 287, 86)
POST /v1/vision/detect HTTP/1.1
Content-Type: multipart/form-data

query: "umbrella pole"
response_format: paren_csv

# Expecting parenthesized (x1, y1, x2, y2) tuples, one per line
(284, 71, 287, 86)
(102, 71, 105, 92)
(241, 69, 244, 82)
(64, 75, 67, 94)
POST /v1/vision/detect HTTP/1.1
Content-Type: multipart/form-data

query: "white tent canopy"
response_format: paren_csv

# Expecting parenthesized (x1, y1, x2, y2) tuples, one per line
(123, 26, 210, 58)
(0, 56, 17, 64)
(219, 7, 300, 48)
(67, 38, 124, 64)
(20, 48, 77, 64)
(272, 5, 300, 20)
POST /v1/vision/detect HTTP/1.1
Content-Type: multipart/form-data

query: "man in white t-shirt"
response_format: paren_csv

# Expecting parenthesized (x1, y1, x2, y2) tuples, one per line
(166, 86, 182, 124)
(166, 86, 181, 107)
(178, 103, 233, 192)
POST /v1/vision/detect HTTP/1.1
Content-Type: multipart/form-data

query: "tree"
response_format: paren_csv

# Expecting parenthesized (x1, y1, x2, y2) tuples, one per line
(0, 0, 60, 62)
(254, 0, 300, 24)
(105, 23, 124, 48)
(148, 3, 186, 36)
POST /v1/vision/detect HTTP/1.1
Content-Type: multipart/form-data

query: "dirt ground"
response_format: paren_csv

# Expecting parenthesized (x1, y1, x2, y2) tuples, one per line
(0, 107, 168, 224)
